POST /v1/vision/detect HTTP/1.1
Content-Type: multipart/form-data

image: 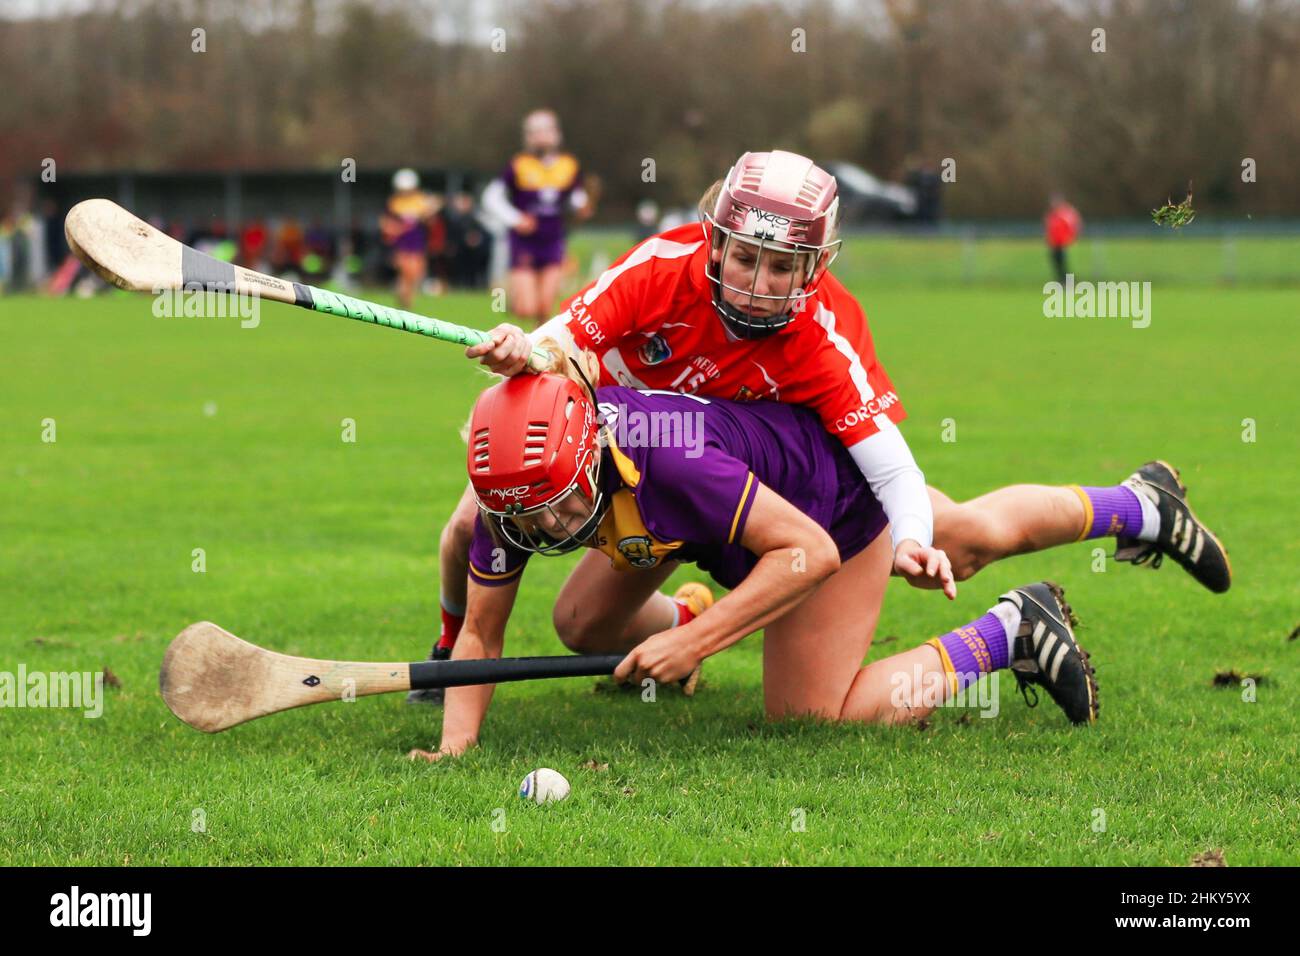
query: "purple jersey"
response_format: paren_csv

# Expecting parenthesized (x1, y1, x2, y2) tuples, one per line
(386, 192, 435, 253)
(468, 387, 887, 591)
(502, 152, 582, 247)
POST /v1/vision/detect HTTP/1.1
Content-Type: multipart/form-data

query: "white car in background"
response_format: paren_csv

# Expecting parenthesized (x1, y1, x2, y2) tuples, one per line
(824, 161, 919, 221)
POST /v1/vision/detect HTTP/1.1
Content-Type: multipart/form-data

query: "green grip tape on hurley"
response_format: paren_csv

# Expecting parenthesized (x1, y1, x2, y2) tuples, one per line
(305, 286, 552, 368)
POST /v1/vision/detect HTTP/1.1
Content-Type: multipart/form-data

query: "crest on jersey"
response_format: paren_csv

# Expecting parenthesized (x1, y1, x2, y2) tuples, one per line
(637, 334, 672, 366)
(617, 535, 659, 569)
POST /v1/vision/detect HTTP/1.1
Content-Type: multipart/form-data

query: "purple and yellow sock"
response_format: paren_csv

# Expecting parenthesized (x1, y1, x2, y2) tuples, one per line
(924, 611, 1009, 695)
(1068, 484, 1144, 540)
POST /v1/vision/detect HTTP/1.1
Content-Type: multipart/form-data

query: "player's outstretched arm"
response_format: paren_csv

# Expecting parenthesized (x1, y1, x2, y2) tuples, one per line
(409, 577, 522, 761)
(615, 485, 840, 686)
(893, 538, 957, 600)
(847, 426, 955, 599)
(465, 322, 536, 376)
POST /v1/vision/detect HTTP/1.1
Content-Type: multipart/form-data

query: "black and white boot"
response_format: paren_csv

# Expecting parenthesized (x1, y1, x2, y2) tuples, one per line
(1002, 582, 1099, 725)
(406, 645, 451, 704)
(1115, 460, 1232, 594)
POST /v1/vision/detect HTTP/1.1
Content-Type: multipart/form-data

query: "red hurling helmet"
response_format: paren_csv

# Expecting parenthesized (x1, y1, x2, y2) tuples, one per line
(703, 150, 842, 339)
(467, 373, 605, 555)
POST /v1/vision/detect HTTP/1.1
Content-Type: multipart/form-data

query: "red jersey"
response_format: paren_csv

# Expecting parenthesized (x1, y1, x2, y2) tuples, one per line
(1045, 203, 1081, 248)
(556, 223, 906, 448)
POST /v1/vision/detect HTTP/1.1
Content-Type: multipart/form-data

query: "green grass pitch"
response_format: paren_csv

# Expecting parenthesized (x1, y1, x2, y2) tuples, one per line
(1, 239, 1296, 865)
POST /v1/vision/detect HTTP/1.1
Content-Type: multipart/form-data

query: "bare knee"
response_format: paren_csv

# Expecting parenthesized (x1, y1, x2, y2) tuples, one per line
(552, 600, 602, 652)
(763, 697, 840, 723)
(440, 499, 477, 559)
(935, 502, 1004, 581)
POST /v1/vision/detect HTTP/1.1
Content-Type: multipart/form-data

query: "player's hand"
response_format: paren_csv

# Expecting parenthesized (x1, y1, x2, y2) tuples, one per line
(515, 214, 539, 236)
(465, 323, 532, 376)
(406, 748, 444, 762)
(894, 539, 957, 600)
(407, 739, 472, 762)
(614, 631, 701, 687)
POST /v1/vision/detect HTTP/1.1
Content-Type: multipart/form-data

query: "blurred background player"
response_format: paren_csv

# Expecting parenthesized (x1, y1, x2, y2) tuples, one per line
(481, 109, 594, 326)
(442, 191, 491, 289)
(1044, 193, 1082, 283)
(380, 167, 440, 310)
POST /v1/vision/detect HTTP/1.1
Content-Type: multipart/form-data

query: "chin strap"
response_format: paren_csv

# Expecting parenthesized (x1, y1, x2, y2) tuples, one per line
(715, 297, 790, 339)
(567, 355, 599, 401)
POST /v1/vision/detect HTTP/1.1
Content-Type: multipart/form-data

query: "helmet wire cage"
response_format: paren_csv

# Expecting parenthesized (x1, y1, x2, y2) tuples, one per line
(702, 214, 841, 339)
(481, 432, 607, 556)
(488, 479, 605, 556)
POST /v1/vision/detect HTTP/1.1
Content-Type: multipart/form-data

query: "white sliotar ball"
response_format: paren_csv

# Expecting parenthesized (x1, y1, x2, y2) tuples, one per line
(519, 768, 571, 804)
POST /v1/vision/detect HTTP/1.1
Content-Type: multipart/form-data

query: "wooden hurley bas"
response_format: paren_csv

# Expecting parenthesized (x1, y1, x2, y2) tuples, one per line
(160, 622, 623, 733)
(63, 198, 552, 366)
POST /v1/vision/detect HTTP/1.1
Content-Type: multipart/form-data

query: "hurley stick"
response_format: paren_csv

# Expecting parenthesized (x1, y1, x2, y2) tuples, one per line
(160, 622, 623, 733)
(64, 198, 553, 368)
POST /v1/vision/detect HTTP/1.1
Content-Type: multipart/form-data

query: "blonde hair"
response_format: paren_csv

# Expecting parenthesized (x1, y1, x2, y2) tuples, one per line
(460, 338, 601, 445)
(533, 336, 602, 391)
(697, 178, 725, 221)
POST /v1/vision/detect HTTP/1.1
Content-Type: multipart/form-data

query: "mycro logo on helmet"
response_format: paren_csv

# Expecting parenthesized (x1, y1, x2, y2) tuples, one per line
(574, 401, 596, 466)
(487, 485, 531, 499)
(745, 209, 792, 241)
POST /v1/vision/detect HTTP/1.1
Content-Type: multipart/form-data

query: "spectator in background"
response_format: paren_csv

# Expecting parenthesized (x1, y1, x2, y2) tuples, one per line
(3, 206, 33, 293)
(240, 220, 268, 271)
(271, 218, 306, 276)
(634, 199, 660, 243)
(380, 168, 439, 309)
(347, 219, 375, 286)
(41, 198, 87, 296)
(303, 219, 336, 282)
(425, 205, 448, 296)
(0, 213, 13, 291)
(40, 198, 66, 274)
(189, 219, 220, 254)
(0, 185, 47, 290)
(443, 191, 489, 289)
(1044, 194, 1082, 283)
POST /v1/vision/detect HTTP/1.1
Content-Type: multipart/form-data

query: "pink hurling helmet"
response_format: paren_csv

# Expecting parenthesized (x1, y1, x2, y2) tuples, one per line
(703, 150, 842, 339)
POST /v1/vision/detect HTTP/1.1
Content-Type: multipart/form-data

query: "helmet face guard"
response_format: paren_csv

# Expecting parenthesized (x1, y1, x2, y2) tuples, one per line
(703, 217, 840, 338)
(704, 149, 842, 339)
(468, 373, 608, 557)
(485, 461, 606, 556)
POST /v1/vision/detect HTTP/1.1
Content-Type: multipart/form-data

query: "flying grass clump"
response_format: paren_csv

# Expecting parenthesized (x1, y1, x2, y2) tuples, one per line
(1152, 186, 1196, 229)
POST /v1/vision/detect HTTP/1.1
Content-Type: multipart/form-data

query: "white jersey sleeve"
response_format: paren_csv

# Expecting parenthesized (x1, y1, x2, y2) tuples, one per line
(846, 425, 933, 550)
(528, 312, 579, 357)
(481, 178, 525, 229)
